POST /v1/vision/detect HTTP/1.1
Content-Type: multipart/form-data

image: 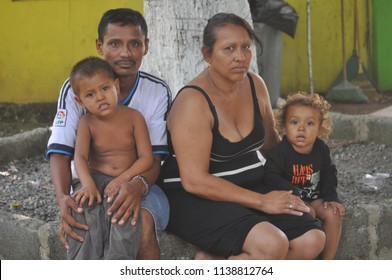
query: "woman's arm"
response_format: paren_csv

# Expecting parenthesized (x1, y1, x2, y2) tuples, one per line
(249, 72, 281, 155)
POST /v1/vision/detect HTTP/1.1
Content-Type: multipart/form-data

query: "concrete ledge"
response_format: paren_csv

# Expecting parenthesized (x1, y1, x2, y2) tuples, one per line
(330, 112, 392, 146)
(338, 203, 392, 259)
(1, 202, 392, 259)
(0, 210, 197, 260)
(0, 127, 51, 164)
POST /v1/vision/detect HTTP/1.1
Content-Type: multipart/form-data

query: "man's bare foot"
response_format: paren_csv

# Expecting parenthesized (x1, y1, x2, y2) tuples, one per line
(194, 250, 226, 260)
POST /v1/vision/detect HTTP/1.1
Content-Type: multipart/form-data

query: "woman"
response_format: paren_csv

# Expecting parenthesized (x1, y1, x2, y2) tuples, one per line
(160, 13, 325, 260)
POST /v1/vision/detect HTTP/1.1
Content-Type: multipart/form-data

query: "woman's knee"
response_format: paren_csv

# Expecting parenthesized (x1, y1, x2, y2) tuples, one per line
(290, 229, 325, 259)
(244, 222, 289, 259)
(262, 233, 289, 259)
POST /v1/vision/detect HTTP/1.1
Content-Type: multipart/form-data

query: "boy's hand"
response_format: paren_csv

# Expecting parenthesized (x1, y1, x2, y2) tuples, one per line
(73, 186, 102, 207)
(323, 201, 346, 216)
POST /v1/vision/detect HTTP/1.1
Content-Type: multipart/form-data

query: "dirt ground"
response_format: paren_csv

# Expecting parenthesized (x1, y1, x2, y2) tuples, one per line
(0, 91, 391, 137)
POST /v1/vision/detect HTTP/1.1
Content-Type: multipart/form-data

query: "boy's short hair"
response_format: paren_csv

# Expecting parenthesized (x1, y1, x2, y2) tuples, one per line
(70, 56, 116, 95)
(275, 92, 333, 139)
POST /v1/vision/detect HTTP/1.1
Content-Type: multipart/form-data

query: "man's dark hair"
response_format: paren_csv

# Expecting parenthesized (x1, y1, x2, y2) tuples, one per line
(70, 56, 116, 95)
(98, 8, 148, 40)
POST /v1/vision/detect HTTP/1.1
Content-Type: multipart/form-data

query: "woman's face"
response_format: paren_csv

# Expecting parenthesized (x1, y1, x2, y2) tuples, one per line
(208, 24, 253, 82)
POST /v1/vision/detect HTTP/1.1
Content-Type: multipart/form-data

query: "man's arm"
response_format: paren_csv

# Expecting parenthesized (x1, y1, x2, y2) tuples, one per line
(104, 154, 161, 226)
(47, 78, 89, 248)
(50, 153, 89, 249)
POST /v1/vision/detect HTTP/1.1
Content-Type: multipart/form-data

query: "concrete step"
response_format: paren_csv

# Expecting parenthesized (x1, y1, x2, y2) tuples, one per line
(1, 200, 392, 260)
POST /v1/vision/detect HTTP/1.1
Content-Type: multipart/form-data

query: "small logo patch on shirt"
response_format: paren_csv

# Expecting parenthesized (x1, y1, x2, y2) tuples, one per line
(54, 109, 67, 127)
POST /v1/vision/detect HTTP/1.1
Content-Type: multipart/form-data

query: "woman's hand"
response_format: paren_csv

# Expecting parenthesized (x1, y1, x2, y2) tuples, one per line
(259, 190, 310, 216)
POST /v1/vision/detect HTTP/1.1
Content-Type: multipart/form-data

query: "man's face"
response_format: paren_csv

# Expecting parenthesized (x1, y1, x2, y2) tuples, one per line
(96, 23, 149, 78)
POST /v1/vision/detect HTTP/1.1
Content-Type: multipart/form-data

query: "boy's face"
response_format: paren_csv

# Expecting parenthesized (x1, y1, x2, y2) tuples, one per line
(96, 23, 149, 78)
(74, 71, 120, 117)
(284, 105, 322, 154)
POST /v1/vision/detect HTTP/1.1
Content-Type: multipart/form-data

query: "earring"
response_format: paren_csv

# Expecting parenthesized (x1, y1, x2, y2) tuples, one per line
(206, 62, 211, 67)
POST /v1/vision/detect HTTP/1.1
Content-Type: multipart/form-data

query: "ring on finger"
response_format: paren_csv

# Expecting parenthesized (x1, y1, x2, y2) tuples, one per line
(289, 203, 293, 209)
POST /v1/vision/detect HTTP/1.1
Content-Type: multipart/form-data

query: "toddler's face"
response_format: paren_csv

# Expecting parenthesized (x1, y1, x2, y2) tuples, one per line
(74, 72, 119, 117)
(284, 105, 322, 154)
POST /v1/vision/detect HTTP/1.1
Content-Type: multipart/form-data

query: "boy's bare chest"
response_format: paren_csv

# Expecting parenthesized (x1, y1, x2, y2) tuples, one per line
(89, 123, 135, 154)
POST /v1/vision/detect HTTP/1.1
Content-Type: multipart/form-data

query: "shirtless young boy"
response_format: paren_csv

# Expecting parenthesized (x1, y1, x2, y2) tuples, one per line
(68, 56, 153, 259)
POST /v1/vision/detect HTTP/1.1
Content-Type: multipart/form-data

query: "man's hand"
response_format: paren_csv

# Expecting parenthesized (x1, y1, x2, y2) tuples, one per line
(57, 194, 89, 249)
(50, 154, 90, 250)
(104, 176, 129, 201)
(104, 179, 145, 226)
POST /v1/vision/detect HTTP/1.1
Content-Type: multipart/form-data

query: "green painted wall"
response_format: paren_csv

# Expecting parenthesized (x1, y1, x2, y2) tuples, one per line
(0, 0, 143, 103)
(372, 0, 392, 91)
(281, 0, 373, 96)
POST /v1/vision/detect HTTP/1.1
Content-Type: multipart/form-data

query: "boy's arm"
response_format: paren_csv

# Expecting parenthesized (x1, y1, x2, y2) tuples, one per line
(104, 110, 155, 227)
(115, 111, 153, 182)
(73, 117, 101, 206)
(105, 83, 170, 226)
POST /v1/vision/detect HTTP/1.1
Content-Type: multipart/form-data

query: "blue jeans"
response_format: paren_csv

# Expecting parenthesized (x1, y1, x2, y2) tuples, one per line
(141, 184, 170, 234)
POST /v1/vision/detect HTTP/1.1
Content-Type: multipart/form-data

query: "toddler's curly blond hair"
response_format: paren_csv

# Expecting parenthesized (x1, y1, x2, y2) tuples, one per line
(275, 92, 333, 139)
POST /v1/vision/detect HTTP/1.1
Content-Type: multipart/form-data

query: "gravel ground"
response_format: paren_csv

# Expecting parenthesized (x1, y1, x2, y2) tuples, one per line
(0, 140, 391, 222)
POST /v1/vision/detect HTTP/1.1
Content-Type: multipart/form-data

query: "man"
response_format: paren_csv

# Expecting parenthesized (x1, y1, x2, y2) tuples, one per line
(46, 8, 171, 259)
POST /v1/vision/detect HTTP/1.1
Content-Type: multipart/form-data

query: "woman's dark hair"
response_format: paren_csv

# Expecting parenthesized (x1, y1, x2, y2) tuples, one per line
(98, 8, 148, 41)
(203, 13, 263, 56)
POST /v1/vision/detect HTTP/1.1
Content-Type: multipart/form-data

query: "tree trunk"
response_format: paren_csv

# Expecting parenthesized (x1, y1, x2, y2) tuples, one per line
(143, 0, 258, 97)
